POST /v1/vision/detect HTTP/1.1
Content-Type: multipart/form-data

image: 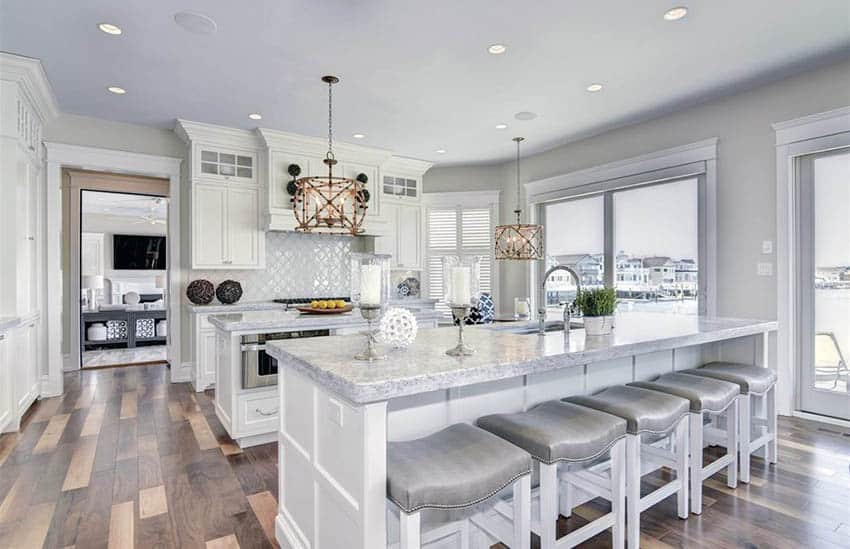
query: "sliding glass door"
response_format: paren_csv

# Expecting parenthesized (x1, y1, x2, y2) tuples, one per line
(798, 148, 850, 420)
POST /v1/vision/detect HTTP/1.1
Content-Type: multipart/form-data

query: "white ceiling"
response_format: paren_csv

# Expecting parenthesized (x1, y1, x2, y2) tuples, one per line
(2, 1, 849, 165)
(82, 191, 167, 221)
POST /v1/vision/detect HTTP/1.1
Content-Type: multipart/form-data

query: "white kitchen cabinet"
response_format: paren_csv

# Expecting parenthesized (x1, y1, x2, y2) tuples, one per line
(191, 182, 262, 269)
(190, 312, 219, 392)
(377, 201, 423, 270)
(196, 146, 257, 185)
(7, 320, 39, 427)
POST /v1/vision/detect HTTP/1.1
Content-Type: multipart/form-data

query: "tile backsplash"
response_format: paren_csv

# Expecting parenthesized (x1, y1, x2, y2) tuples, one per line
(189, 232, 356, 301)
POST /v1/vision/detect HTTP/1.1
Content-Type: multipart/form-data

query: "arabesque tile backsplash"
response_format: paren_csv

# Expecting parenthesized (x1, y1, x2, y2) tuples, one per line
(190, 232, 357, 300)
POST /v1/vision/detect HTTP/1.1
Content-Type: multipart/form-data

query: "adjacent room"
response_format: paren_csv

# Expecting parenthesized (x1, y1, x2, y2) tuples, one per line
(0, 2, 848, 548)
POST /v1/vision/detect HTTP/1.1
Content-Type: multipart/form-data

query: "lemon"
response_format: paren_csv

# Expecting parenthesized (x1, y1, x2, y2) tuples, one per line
(336, 300, 347, 309)
(326, 301, 336, 309)
(317, 301, 328, 309)
(310, 300, 319, 308)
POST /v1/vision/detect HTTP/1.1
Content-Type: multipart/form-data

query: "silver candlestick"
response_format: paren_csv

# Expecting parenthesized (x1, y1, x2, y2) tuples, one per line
(446, 304, 476, 357)
(355, 304, 386, 361)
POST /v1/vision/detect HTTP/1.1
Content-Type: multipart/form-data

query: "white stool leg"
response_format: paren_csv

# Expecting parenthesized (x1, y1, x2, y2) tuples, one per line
(611, 438, 626, 549)
(755, 392, 768, 460)
(625, 434, 641, 549)
(539, 462, 558, 549)
(458, 520, 470, 549)
(726, 398, 738, 488)
(400, 511, 421, 549)
(513, 474, 531, 549)
(675, 417, 689, 519)
(739, 393, 751, 483)
(688, 412, 703, 515)
(559, 474, 573, 518)
(766, 385, 778, 464)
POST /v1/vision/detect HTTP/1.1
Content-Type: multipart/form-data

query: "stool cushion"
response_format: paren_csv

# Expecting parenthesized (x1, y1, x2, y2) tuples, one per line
(680, 362, 777, 394)
(629, 372, 740, 413)
(477, 400, 627, 464)
(387, 423, 532, 513)
(563, 385, 689, 435)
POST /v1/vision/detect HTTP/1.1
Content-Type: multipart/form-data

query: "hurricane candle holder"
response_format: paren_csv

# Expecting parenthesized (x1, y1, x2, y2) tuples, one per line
(442, 256, 480, 357)
(353, 255, 389, 362)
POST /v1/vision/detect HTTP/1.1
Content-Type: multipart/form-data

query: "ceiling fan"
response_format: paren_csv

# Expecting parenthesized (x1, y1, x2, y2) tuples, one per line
(131, 197, 167, 225)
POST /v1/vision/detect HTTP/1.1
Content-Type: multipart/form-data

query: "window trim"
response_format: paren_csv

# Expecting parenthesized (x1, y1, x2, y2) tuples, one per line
(526, 139, 717, 317)
(422, 190, 500, 315)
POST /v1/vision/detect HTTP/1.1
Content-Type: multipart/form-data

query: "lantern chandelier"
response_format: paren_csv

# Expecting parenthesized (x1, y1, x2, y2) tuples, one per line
(293, 75, 368, 235)
(494, 137, 544, 260)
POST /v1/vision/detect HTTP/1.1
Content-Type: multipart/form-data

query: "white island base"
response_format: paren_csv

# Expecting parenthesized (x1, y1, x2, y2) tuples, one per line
(267, 314, 776, 549)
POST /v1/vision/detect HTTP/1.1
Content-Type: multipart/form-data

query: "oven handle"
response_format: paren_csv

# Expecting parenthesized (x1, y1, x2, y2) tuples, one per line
(241, 344, 265, 352)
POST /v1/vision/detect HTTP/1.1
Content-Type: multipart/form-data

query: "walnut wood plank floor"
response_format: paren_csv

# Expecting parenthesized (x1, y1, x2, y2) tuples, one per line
(0, 363, 847, 548)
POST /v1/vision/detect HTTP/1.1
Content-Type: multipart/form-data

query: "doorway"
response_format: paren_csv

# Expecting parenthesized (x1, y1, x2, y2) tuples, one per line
(65, 170, 171, 370)
(797, 148, 850, 420)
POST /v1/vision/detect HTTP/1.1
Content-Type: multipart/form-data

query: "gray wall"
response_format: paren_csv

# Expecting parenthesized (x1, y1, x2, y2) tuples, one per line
(424, 57, 850, 319)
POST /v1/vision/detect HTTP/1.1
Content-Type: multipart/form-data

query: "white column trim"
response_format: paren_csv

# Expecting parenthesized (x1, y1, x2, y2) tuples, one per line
(43, 143, 184, 394)
(773, 106, 850, 416)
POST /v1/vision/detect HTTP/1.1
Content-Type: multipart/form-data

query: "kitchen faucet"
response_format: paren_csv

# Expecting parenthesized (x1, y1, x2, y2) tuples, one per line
(539, 265, 582, 336)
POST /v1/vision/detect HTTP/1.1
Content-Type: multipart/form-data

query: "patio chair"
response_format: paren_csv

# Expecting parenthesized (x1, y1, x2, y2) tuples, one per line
(815, 332, 850, 392)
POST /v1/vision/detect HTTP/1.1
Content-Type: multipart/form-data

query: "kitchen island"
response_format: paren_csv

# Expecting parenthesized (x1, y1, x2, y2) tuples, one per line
(266, 312, 777, 549)
(208, 308, 441, 448)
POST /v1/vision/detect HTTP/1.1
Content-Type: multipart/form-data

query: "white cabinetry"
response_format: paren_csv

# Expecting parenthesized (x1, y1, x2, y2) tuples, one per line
(191, 312, 217, 392)
(192, 182, 261, 269)
(5, 320, 39, 430)
(377, 201, 423, 269)
(0, 333, 10, 433)
(175, 121, 265, 270)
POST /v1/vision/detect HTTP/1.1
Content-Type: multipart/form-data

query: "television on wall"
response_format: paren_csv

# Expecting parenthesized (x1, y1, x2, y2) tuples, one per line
(113, 234, 166, 270)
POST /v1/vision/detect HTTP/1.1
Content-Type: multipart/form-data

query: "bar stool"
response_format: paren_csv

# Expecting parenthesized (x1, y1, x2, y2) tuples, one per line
(629, 372, 740, 514)
(477, 400, 628, 548)
(564, 386, 690, 549)
(679, 362, 778, 483)
(387, 423, 533, 549)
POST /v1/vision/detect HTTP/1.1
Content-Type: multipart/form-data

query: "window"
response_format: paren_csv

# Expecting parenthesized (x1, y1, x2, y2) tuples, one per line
(424, 194, 497, 319)
(544, 178, 700, 315)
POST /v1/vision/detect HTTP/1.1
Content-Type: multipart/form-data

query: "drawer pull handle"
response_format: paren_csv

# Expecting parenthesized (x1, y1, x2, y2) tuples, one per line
(254, 407, 277, 417)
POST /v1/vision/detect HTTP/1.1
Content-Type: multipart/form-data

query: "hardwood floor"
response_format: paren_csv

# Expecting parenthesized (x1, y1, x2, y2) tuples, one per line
(0, 364, 848, 548)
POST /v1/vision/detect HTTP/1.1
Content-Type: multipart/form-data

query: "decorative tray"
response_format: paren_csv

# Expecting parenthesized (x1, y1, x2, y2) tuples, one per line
(295, 305, 353, 315)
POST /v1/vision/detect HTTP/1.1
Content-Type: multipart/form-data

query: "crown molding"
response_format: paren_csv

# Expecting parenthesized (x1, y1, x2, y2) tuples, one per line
(174, 119, 263, 150)
(772, 106, 850, 146)
(258, 127, 393, 166)
(382, 156, 434, 177)
(0, 53, 59, 122)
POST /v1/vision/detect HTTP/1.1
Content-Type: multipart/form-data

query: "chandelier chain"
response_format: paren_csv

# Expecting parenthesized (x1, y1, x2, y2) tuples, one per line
(327, 79, 333, 157)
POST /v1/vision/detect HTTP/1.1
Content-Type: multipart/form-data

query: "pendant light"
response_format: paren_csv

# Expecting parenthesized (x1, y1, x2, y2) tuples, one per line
(293, 76, 368, 235)
(495, 137, 544, 260)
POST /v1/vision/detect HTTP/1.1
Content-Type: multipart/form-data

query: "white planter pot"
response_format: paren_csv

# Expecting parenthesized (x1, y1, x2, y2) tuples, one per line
(583, 315, 614, 336)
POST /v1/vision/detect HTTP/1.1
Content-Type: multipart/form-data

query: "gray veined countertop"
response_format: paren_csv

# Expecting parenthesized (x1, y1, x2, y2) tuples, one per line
(208, 308, 443, 333)
(265, 312, 778, 404)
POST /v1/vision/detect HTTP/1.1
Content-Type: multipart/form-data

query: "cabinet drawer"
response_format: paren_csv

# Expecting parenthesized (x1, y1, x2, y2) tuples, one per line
(241, 393, 278, 427)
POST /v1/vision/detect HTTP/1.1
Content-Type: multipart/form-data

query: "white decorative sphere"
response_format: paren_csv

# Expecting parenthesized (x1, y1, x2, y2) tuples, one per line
(379, 307, 418, 349)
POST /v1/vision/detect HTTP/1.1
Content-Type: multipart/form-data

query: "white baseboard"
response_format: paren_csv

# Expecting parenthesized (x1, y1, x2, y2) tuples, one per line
(39, 374, 62, 398)
(62, 353, 78, 372)
(169, 361, 193, 383)
(792, 410, 850, 429)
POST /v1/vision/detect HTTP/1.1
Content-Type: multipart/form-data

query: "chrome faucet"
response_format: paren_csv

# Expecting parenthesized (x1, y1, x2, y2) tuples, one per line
(539, 265, 582, 335)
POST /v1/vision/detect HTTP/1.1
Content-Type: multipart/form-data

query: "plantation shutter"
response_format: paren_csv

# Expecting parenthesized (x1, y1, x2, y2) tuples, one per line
(426, 204, 493, 320)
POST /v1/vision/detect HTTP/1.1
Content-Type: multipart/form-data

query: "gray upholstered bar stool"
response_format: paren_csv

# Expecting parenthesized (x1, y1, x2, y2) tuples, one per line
(477, 400, 628, 549)
(679, 362, 778, 483)
(564, 386, 690, 549)
(629, 373, 740, 514)
(387, 423, 533, 549)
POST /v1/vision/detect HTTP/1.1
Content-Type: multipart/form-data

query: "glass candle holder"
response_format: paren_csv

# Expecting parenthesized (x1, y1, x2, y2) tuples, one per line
(353, 255, 389, 361)
(442, 256, 480, 356)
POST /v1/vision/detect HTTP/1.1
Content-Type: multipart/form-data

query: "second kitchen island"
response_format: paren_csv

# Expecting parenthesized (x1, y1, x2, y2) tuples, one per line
(209, 308, 441, 448)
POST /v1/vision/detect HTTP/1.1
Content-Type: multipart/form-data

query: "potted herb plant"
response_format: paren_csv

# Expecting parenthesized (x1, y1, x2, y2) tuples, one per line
(574, 287, 617, 336)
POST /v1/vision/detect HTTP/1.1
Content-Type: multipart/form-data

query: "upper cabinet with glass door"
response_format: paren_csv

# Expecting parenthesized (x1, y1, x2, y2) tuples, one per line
(196, 146, 257, 184)
(382, 175, 419, 201)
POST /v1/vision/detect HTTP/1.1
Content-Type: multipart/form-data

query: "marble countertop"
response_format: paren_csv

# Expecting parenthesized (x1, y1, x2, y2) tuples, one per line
(208, 308, 443, 333)
(185, 301, 288, 314)
(266, 313, 778, 404)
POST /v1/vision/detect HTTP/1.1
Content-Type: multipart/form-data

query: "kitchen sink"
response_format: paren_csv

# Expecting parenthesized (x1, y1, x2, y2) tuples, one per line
(488, 320, 583, 335)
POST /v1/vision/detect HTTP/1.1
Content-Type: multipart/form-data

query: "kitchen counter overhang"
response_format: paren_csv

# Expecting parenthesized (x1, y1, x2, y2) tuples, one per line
(208, 308, 442, 333)
(266, 313, 777, 404)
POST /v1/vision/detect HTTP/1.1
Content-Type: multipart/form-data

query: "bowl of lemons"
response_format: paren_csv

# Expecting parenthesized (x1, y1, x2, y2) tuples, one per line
(296, 300, 352, 314)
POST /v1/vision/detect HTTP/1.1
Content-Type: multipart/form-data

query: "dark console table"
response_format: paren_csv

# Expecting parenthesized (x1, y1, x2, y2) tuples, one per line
(81, 309, 167, 352)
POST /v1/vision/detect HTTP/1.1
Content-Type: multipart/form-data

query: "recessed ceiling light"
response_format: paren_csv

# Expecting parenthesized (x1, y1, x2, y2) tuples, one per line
(248, 113, 262, 120)
(495, 123, 508, 130)
(174, 11, 218, 34)
(586, 83, 604, 92)
(435, 149, 447, 154)
(663, 6, 688, 21)
(98, 23, 122, 35)
(107, 86, 126, 95)
(514, 111, 537, 121)
(352, 133, 365, 139)
(488, 44, 507, 55)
